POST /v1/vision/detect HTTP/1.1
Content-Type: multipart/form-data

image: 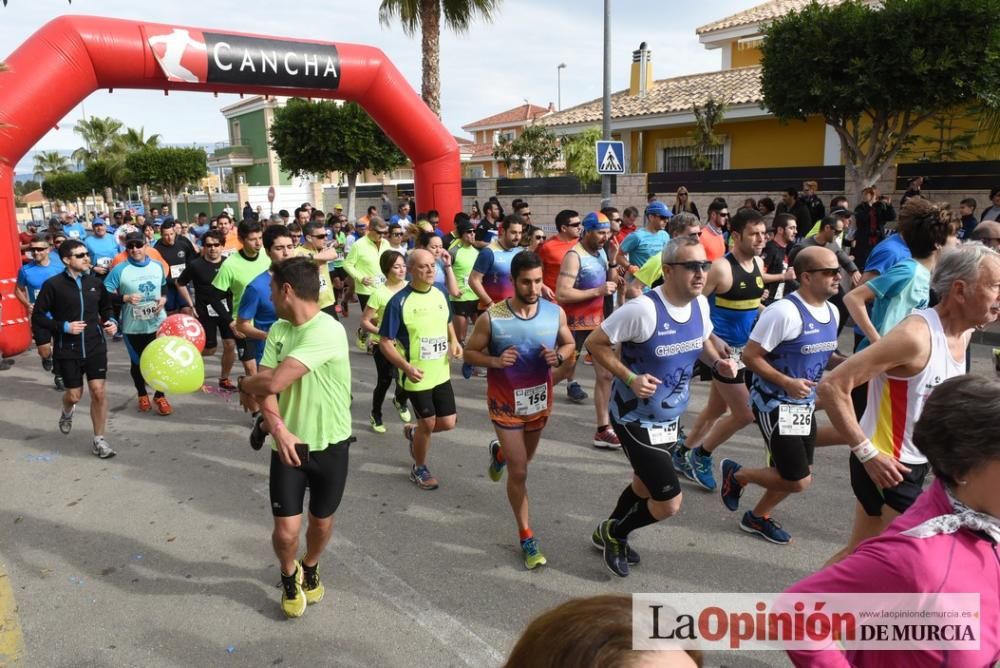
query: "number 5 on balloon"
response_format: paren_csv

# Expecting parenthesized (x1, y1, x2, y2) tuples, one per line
(164, 338, 196, 366)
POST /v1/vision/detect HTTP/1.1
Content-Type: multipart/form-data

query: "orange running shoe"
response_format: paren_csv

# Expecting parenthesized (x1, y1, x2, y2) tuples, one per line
(154, 396, 172, 416)
(137, 395, 152, 412)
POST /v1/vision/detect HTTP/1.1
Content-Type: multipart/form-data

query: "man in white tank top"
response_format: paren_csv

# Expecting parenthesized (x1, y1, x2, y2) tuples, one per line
(817, 243, 1000, 565)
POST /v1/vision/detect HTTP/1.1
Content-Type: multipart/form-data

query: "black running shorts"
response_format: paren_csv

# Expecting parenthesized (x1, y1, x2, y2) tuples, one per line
(269, 440, 351, 518)
(572, 329, 593, 355)
(849, 453, 929, 517)
(451, 299, 479, 318)
(236, 337, 257, 363)
(54, 352, 108, 389)
(752, 404, 816, 482)
(612, 419, 682, 502)
(408, 380, 457, 420)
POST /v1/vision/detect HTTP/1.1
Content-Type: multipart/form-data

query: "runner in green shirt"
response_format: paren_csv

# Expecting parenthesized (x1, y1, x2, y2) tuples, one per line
(378, 248, 462, 491)
(360, 250, 412, 433)
(212, 220, 271, 374)
(295, 221, 340, 317)
(238, 256, 352, 620)
(448, 219, 481, 346)
(343, 216, 389, 348)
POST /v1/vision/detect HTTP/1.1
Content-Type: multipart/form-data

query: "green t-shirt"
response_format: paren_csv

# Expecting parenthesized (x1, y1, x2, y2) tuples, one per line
(364, 283, 399, 344)
(449, 243, 479, 302)
(331, 231, 347, 268)
(634, 253, 663, 288)
(294, 246, 336, 309)
(212, 250, 271, 314)
(378, 284, 452, 392)
(261, 312, 352, 451)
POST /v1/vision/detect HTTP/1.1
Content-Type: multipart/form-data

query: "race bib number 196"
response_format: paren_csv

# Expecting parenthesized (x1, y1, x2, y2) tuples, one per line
(134, 302, 159, 321)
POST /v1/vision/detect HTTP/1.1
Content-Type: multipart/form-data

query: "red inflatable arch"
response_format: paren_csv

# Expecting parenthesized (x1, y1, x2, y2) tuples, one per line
(0, 15, 461, 357)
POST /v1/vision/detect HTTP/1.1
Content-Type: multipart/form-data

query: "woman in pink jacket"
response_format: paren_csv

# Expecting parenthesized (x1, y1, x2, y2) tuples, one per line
(786, 374, 1000, 667)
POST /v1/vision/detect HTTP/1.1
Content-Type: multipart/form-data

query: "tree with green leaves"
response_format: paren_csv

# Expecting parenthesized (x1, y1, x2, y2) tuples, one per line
(270, 99, 406, 220)
(492, 126, 561, 177)
(42, 172, 91, 204)
(761, 0, 1000, 200)
(690, 97, 725, 171)
(378, 0, 500, 117)
(72, 116, 123, 166)
(125, 147, 207, 218)
(33, 151, 71, 179)
(561, 127, 603, 187)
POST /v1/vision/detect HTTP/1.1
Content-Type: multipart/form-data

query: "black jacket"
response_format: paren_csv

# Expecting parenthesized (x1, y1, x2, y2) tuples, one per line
(31, 271, 114, 359)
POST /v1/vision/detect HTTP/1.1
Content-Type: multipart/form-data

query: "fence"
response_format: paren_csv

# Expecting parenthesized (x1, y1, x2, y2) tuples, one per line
(648, 165, 845, 195)
(896, 160, 1000, 192)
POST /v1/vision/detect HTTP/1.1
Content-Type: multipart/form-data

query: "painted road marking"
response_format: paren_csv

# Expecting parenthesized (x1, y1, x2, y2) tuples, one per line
(0, 562, 24, 666)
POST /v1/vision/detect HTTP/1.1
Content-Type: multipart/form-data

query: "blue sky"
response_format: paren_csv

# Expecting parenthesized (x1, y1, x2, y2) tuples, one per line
(1, 0, 751, 174)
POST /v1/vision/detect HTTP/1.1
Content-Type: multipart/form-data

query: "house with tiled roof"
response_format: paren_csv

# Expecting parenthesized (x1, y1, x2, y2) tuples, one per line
(538, 0, 978, 177)
(460, 102, 554, 177)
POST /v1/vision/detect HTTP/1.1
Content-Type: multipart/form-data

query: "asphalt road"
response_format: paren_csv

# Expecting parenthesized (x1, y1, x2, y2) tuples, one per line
(0, 314, 996, 668)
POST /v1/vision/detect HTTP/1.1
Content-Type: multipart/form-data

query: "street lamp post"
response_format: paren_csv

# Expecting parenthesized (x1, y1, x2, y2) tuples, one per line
(601, 0, 612, 208)
(557, 63, 566, 111)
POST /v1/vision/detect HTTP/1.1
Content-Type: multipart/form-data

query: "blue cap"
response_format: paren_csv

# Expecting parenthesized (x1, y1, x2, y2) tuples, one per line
(582, 211, 611, 231)
(645, 201, 672, 218)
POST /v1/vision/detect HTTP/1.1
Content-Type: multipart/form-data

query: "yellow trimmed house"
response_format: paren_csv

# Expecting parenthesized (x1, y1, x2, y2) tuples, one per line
(461, 103, 555, 178)
(538, 0, 994, 173)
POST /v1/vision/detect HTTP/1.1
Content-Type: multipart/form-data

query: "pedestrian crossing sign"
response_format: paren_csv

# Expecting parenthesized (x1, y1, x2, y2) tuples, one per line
(596, 140, 625, 174)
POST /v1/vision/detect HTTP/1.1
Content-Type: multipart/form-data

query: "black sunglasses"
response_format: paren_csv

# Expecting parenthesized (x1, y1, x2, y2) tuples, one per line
(69, 251, 90, 259)
(666, 260, 712, 273)
(310, 234, 327, 240)
(802, 267, 841, 277)
(29, 246, 49, 252)
(566, 222, 582, 228)
(391, 232, 405, 237)
(126, 242, 145, 249)
(533, 235, 545, 241)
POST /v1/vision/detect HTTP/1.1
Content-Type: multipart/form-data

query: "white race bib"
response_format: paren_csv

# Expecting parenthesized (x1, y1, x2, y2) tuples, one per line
(419, 336, 447, 360)
(514, 383, 547, 416)
(134, 301, 159, 321)
(206, 304, 219, 318)
(729, 345, 746, 371)
(318, 272, 329, 292)
(373, 275, 386, 287)
(647, 419, 679, 445)
(778, 404, 813, 436)
(97, 257, 112, 268)
(170, 264, 184, 279)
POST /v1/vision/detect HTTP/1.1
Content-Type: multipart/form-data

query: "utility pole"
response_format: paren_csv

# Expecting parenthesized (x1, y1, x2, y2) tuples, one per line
(601, 0, 612, 208)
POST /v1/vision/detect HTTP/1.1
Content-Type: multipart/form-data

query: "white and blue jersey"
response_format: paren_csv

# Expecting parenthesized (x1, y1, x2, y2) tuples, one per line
(104, 256, 166, 335)
(16, 261, 63, 304)
(62, 222, 87, 240)
(750, 293, 839, 413)
(610, 294, 707, 425)
(84, 234, 121, 271)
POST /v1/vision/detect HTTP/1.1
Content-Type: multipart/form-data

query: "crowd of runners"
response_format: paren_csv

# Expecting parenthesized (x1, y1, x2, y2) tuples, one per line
(12, 187, 1000, 629)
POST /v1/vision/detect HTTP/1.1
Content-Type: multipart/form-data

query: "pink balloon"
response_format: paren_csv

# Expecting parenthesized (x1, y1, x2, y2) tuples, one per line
(157, 314, 206, 352)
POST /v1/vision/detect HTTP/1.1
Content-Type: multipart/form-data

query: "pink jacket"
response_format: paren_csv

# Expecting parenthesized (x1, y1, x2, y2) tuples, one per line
(786, 479, 999, 667)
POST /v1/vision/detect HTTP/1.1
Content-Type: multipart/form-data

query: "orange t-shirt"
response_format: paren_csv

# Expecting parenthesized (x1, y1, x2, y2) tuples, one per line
(700, 227, 727, 261)
(222, 231, 241, 255)
(110, 247, 170, 277)
(538, 236, 579, 292)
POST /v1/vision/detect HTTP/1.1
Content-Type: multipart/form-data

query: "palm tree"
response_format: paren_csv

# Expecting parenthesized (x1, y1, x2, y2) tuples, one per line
(378, 0, 500, 117)
(33, 151, 71, 179)
(72, 115, 123, 166)
(117, 127, 161, 152)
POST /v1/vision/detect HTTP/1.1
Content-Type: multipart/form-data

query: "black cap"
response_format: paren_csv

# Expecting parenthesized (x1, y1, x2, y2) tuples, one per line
(124, 232, 145, 244)
(456, 220, 474, 234)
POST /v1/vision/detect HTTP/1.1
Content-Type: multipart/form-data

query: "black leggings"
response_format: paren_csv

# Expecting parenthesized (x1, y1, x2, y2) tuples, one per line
(371, 344, 407, 421)
(123, 332, 164, 398)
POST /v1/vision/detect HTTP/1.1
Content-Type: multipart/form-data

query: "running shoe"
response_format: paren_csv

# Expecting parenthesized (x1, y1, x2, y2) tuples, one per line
(403, 423, 416, 460)
(300, 561, 325, 604)
(720, 458, 744, 512)
(461, 362, 474, 379)
(521, 537, 547, 570)
(566, 381, 588, 404)
(740, 511, 791, 545)
(487, 439, 505, 482)
(591, 528, 640, 565)
(154, 396, 172, 416)
(218, 378, 237, 392)
(473, 366, 488, 378)
(91, 436, 116, 459)
(335, 303, 344, 315)
(393, 398, 412, 423)
(686, 448, 716, 491)
(280, 565, 307, 618)
(53, 375, 64, 391)
(676, 425, 688, 449)
(595, 519, 629, 577)
(112, 332, 124, 342)
(672, 446, 694, 480)
(249, 413, 266, 451)
(592, 427, 621, 449)
(0, 359, 14, 371)
(42, 357, 53, 372)
(370, 413, 386, 434)
(58, 408, 74, 435)
(582, 353, 594, 366)
(410, 464, 439, 490)
(137, 395, 152, 412)
(355, 328, 367, 351)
